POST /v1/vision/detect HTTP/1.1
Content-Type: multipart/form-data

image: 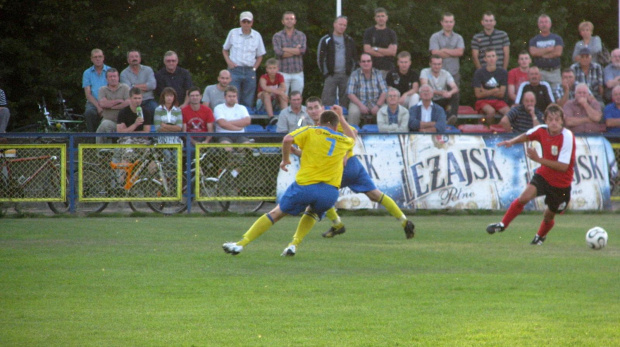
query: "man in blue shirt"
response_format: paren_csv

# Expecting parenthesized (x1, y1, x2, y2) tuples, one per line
(82, 48, 110, 133)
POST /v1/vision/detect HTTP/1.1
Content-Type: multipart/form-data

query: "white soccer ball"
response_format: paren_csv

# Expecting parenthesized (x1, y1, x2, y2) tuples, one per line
(585, 227, 608, 250)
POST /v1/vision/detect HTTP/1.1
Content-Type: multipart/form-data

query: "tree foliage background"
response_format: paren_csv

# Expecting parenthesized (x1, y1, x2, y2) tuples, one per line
(0, 0, 617, 129)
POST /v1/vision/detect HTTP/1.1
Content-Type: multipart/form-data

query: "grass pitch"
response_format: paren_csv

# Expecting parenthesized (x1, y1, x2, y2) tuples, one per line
(1, 214, 618, 346)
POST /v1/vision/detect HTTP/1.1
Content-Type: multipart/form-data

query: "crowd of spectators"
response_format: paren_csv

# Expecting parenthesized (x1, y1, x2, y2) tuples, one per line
(9, 9, 616, 143)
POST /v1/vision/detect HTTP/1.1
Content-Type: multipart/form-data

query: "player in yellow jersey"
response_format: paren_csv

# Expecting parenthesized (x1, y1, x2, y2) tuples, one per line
(304, 97, 415, 239)
(223, 105, 356, 256)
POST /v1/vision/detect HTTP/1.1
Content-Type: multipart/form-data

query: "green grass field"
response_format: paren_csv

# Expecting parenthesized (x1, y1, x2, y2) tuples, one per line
(1, 213, 618, 346)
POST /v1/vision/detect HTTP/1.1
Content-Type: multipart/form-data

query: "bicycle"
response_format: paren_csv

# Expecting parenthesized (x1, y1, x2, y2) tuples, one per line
(0, 146, 65, 214)
(79, 144, 184, 215)
(40, 91, 86, 133)
(195, 145, 280, 213)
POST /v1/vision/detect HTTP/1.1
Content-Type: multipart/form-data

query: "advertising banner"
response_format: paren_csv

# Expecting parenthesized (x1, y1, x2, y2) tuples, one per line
(277, 134, 617, 211)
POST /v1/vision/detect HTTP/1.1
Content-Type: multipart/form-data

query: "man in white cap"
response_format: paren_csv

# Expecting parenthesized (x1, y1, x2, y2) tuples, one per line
(222, 11, 267, 108)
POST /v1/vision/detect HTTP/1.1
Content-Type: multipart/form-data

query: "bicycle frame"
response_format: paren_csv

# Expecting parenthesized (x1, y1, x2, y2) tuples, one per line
(0, 149, 65, 203)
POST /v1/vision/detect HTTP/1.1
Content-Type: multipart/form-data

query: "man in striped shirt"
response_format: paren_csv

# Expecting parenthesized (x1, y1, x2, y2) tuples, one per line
(499, 91, 544, 133)
(471, 12, 510, 71)
(272, 11, 306, 95)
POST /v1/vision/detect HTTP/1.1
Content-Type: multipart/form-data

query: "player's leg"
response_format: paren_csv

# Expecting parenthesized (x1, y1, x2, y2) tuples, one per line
(531, 184, 570, 245)
(284, 183, 338, 256)
(531, 208, 555, 245)
(322, 207, 346, 238)
(487, 183, 537, 234)
(367, 189, 415, 239)
(223, 205, 287, 255)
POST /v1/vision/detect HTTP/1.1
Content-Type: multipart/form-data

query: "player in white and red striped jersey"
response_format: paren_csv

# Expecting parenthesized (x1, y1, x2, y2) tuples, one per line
(486, 104, 576, 245)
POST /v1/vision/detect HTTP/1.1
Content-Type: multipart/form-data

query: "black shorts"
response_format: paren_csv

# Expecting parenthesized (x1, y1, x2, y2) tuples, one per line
(530, 174, 571, 213)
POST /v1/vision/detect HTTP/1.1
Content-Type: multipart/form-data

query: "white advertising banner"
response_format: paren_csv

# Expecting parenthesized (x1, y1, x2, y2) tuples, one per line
(277, 134, 617, 211)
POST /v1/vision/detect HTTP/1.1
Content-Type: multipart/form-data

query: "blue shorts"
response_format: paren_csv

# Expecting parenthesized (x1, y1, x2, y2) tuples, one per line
(341, 156, 377, 193)
(279, 182, 339, 217)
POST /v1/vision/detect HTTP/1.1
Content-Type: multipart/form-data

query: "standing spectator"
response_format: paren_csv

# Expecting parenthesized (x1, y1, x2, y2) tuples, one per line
(120, 50, 157, 116)
(514, 66, 555, 111)
(213, 86, 251, 145)
(0, 88, 9, 134)
(529, 14, 564, 90)
(572, 21, 604, 65)
(346, 53, 388, 126)
(182, 87, 215, 145)
(419, 55, 459, 121)
(153, 87, 184, 144)
(409, 85, 447, 133)
(155, 51, 193, 108)
(472, 49, 509, 125)
(82, 48, 110, 133)
(363, 8, 398, 76)
(499, 91, 544, 133)
(507, 51, 532, 104)
(318, 16, 357, 107)
(377, 87, 409, 132)
(117, 88, 152, 145)
(563, 83, 604, 134)
(604, 85, 620, 135)
(276, 91, 310, 133)
(202, 70, 231, 110)
(272, 11, 306, 95)
(554, 69, 578, 107)
(471, 12, 510, 71)
(256, 58, 288, 119)
(429, 12, 465, 120)
(604, 49, 620, 102)
(96, 68, 130, 143)
(571, 48, 604, 103)
(386, 51, 419, 109)
(222, 11, 266, 108)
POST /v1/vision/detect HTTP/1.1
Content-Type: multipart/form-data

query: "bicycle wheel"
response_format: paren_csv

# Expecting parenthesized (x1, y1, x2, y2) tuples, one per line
(217, 169, 264, 213)
(129, 178, 183, 214)
(197, 176, 227, 213)
(146, 179, 187, 215)
(48, 168, 108, 214)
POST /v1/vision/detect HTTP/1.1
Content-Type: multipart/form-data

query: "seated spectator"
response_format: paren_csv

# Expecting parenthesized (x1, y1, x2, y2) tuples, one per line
(120, 50, 158, 116)
(514, 66, 555, 111)
(182, 87, 215, 145)
(153, 87, 183, 144)
(472, 49, 509, 125)
(603, 49, 620, 102)
(554, 68, 578, 107)
(116, 87, 152, 145)
(571, 48, 604, 103)
(213, 86, 251, 145)
(96, 68, 130, 144)
(499, 91, 544, 133)
(276, 91, 310, 133)
(202, 70, 231, 110)
(408, 84, 447, 133)
(419, 55, 459, 124)
(386, 51, 419, 109)
(256, 58, 288, 119)
(507, 51, 531, 104)
(346, 53, 388, 126)
(604, 85, 620, 135)
(0, 88, 10, 134)
(564, 83, 605, 133)
(377, 87, 409, 132)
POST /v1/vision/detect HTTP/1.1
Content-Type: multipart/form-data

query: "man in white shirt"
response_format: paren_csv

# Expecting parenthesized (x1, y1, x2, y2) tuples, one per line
(213, 86, 251, 144)
(222, 11, 266, 108)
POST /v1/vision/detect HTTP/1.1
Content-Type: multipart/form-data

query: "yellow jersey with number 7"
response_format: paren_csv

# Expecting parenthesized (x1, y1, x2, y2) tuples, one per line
(289, 126, 355, 188)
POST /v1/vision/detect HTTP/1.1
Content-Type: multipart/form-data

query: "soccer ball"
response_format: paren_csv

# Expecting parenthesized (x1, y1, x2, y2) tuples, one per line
(585, 227, 608, 250)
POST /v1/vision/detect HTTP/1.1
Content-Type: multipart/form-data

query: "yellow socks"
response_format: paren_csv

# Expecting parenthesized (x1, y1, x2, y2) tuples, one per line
(379, 194, 407, 223)
(290, 212, 318, 246)
(238, 214, 274, 246)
